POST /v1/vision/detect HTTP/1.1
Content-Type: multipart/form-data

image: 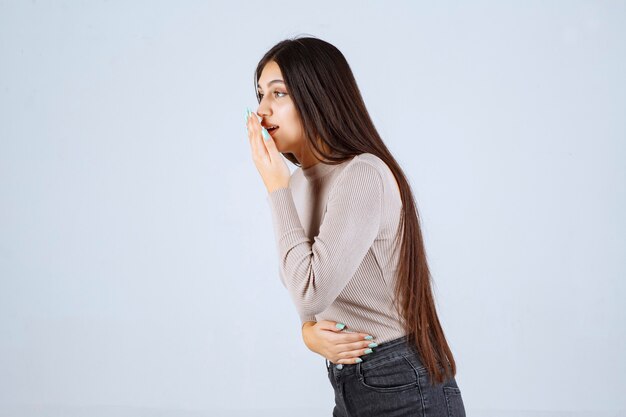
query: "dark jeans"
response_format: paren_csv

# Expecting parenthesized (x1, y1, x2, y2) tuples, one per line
(325, 335, 466, 417)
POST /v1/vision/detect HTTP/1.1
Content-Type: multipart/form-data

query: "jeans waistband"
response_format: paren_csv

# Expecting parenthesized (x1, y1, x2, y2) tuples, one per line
(372, 334, 413, 354)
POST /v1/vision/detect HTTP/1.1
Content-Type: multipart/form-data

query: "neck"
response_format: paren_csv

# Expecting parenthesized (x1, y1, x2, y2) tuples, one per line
(296, 141, 330, 168)
(296, 148, 322, 169)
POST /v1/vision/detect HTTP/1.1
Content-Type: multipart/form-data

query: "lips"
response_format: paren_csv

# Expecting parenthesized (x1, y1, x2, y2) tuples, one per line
(263, 124, 279, 135)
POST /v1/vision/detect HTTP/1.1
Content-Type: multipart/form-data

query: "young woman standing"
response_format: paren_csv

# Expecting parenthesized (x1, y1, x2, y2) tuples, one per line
(245, 36, 466, 417)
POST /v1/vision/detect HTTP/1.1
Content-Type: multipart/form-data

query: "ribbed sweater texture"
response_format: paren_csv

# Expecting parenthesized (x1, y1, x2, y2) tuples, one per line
(267, 153, 407, 344)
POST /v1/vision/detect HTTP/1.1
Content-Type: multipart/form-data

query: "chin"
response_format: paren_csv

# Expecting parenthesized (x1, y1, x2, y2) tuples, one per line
(274, 143, 290, 154)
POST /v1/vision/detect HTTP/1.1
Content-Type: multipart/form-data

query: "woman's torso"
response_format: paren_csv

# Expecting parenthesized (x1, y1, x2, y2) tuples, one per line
(290, 153, 406, 343)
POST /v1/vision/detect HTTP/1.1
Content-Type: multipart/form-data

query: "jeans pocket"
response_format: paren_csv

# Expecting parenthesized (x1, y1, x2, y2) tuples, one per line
(443, 386, 466, 417)
(357, 354, 421, 393)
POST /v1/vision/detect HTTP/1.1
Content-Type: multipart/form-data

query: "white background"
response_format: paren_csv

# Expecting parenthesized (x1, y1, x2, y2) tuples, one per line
(1, 1, 624, 416)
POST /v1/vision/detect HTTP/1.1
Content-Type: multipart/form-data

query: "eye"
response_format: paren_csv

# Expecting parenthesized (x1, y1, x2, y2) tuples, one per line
(257, 91, 287, 100)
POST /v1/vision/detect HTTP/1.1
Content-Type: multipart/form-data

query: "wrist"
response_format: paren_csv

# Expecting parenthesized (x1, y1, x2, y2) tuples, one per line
(267, 181, 290, 194)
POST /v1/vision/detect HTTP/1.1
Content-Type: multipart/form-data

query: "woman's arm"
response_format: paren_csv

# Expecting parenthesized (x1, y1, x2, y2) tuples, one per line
(267, 161, 384, 322)
(301, 321, 376, 365)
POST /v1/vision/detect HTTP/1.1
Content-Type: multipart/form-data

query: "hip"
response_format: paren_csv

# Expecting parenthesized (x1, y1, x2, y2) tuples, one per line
(325, 334, 466, 417)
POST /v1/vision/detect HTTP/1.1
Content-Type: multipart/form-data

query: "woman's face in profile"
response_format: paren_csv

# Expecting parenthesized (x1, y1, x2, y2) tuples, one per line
(256, 60, 305, 156)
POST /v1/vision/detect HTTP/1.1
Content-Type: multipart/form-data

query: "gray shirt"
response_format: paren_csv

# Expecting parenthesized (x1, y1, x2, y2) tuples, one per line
(267, 153, 406, 344)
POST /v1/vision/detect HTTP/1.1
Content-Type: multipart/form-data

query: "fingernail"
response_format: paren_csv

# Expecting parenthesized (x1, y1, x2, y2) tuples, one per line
(364, 335, 373, 340)
(261, 127, 270, 140)
(335, 323, 346, 330)
(364, 348, 373, 354)
(368, 343, 378, 348)
(335, 364, 343, 370)
(244, 109, 249, 122)
(355, 358, 362, 363)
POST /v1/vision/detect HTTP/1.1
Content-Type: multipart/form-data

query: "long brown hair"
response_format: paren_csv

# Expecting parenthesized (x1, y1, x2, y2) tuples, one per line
(254, 35, 457, 385)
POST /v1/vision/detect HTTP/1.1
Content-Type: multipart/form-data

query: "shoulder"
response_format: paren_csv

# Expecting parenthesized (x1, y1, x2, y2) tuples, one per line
(338, 153, 391, 183)
(337, 153, 401, 206)
(329, 153, 390, 198)
(351, 153, 390, 173)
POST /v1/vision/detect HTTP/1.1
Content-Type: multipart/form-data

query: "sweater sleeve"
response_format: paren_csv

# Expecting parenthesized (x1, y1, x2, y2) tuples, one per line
(266, 161, 383, 324)
(278, 267, 317, 324)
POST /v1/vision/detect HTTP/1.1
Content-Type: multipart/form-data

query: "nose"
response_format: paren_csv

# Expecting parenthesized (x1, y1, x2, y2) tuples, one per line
(256, 98, 271, 118)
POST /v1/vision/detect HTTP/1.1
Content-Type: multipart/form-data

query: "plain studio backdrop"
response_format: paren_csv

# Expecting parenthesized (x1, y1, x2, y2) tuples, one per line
(1, 1, 624, 416)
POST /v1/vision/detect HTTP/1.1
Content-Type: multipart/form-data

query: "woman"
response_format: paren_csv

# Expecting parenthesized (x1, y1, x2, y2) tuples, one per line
(245, 36, 466, 417)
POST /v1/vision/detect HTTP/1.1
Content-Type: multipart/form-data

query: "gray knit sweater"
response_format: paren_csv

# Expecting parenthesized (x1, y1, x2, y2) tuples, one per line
(267, 153, 406, 344)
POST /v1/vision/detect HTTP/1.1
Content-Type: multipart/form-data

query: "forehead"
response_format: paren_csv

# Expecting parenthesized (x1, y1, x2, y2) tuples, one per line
(257, 61, 283, 88)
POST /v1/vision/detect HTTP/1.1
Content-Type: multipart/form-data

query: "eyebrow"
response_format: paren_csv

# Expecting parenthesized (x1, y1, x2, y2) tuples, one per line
(257, 79, 285, 90)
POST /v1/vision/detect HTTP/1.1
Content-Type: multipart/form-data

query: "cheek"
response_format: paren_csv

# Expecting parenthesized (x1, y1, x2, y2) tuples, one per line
(284, 115, 303, 136)
(281, 106, 300, 127)
(281, 123, 302, 143)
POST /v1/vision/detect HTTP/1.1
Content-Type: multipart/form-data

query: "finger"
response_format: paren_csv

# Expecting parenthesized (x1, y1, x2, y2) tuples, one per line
(333, 329, 376, 343)
(247, 109, 261, 134)
(246, 112, 258, 151)
(249, 112, 273, 158)
(247, 112, 267, 160)
(339, 339, 375, 349)
(343, 333, 375, 342)
(319, 321, 347, 332)
(253, 114, 269, 159)
(335, 347, 373, 365)
(331, 340, 375, 362)
(319, 321, 375, 342)
(260, 124, 279, 158)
